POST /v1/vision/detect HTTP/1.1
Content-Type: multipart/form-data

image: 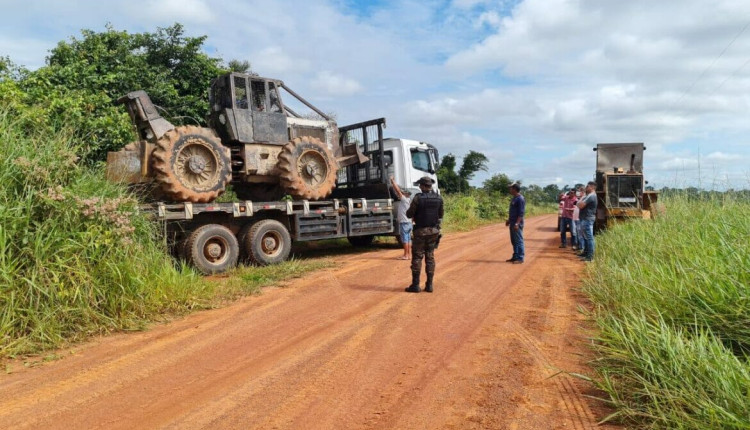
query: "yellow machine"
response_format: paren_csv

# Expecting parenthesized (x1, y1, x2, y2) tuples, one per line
(593, 143, 659, 231)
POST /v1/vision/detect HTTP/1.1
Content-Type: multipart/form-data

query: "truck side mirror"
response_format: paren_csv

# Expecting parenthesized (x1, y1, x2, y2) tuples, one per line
(383, 153, 393, 168)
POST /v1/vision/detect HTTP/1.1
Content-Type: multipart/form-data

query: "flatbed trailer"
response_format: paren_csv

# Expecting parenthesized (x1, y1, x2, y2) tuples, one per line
(146, 197, 394, 274)
(121, 117, 438, 275)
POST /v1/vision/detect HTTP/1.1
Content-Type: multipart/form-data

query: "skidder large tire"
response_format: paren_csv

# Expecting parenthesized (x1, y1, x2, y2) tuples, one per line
(152, 126, 231, 203)
(185, 224, 239, 275)
(277, 136, 337, 200)
(240, 219, 292, 266)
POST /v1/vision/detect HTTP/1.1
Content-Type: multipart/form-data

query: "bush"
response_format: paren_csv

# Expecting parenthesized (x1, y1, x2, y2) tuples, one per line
(0, 110, 206, 357)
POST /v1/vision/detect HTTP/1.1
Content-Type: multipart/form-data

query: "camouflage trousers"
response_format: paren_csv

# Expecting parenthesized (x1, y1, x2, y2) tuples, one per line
(411, 232, 439, 276)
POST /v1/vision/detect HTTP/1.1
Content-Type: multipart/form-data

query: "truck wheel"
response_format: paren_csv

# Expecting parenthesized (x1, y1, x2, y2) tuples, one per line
(348, 235, 375, 247)
(152, 125, 231, 203)
(277, 136, 337, 200)
(185, 224, 239, 275)
(241, 219, 292, 266)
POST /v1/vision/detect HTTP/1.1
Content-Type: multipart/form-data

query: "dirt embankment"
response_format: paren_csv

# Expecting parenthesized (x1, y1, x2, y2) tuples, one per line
(0, 215, 615, 429)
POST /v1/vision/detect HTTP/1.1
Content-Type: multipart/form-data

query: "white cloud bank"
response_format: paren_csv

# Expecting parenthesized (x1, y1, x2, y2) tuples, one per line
(1, 0, 749, 188)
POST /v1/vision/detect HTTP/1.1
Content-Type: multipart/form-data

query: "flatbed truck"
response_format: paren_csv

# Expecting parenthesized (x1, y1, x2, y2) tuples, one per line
(136, 119, 440, 274)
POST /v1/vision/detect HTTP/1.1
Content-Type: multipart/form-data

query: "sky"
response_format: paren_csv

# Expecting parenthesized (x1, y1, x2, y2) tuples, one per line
(2, 0, 750, 189)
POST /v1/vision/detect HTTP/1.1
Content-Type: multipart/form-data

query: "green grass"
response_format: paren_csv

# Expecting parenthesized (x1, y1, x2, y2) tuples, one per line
(214, 259, 336, 300)
(0, 110, 332, 359)
(442, 191, 556, 232)
(582, 194, 750, 429)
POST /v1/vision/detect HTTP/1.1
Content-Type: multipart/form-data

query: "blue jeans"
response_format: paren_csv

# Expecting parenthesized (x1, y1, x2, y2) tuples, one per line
(560, 217, 576, 247)
(399, 222, 412, 244)
(572, 219, 580, 247)
(580, 219, 594, 259)
(510, 225, 524, 261)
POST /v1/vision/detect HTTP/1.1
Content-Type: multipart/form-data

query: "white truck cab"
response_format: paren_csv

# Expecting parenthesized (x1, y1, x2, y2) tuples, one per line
(382, 138, 440, 194)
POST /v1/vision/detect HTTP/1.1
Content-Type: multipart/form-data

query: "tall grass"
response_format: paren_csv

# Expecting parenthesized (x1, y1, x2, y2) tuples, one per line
(583, 194, 750, 428)
(0, 110, 207, 357)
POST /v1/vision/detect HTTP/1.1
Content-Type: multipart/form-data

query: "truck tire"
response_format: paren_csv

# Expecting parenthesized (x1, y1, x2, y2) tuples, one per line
(185, 224, 239, 275)
(152, 126, 231, 203)
(348, 235, 375, 247)
(277, 136, 338, 200)
(241, 219, 292, 266)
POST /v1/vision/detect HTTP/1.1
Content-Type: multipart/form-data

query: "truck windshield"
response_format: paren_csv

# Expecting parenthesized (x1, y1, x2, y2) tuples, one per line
(411, 149, 431, 172)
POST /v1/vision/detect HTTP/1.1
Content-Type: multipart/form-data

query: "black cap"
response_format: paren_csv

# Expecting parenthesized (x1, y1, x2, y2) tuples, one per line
(414, 176, 435, 186)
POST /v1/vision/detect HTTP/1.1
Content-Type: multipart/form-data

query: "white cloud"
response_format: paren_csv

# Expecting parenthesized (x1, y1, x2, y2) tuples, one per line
(311, 71, 363, 96)
(1, 0, 750, 189)
(149, 0, 215, 24)
(253, 46, 305, 76)
(476, 11, 501, 28)
(706, 151, 743, 161)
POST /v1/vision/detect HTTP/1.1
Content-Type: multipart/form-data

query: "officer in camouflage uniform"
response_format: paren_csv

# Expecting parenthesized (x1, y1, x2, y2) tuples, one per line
(405, 176, 443, 293)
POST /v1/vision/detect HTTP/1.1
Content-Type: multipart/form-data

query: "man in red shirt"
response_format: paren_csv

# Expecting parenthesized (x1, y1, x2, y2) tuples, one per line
(559, 189, 578, 248)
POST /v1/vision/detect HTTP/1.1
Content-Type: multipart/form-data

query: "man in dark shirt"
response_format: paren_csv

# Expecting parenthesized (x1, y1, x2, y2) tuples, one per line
(405, 176, 443, 293)
(577, 181, 598, 262)
(505, 183, 526, 264)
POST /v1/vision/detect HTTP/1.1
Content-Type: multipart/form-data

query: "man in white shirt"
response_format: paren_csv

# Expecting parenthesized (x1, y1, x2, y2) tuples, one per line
(390, 176, 412, 260)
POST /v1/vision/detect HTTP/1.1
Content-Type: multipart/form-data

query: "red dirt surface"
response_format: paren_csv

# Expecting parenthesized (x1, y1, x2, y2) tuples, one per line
(0, 215, 616, 429)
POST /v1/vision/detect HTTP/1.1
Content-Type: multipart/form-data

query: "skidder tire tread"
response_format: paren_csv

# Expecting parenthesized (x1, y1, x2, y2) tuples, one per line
(277, 136, 337, 200)
(152, 125, 231, 203)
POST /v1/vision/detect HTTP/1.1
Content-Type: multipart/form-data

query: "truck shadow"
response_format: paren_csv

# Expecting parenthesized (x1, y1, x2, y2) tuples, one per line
(291, 238, 401, 260)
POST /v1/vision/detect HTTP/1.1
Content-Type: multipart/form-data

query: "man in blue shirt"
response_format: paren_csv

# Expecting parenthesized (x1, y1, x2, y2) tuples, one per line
(505, 183, 525, 264)
(576, 181, 598, 262)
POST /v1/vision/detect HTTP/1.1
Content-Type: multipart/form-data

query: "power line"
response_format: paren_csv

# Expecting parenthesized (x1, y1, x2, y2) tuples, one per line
(711, 55, 750, 93)
(674, 19, 750, 105)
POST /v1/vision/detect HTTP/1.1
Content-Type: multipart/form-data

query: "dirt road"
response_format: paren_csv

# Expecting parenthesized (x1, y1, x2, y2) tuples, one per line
(0, 215, 614, 429)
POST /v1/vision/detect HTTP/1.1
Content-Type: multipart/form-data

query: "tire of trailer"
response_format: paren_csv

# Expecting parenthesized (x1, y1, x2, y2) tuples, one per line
(348, 235, 375, 247)
(241, 219, 292, 266)
(185, 224, 239, 275)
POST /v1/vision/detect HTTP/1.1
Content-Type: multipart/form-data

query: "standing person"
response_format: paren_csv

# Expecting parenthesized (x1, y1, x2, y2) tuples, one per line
(572, 186, 583, 252)
(390, 176, 412, 260)
(559, 190, 577, 248)
(505, 183, 526, 264)
(404, 176, 443, 293)
(577, 181, 598, 262)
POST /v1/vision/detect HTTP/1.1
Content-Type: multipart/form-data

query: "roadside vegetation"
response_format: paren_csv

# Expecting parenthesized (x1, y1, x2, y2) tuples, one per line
(442, 192, 555, 232)
(583, 194, 750, 429)
(0, 111, 331, 358)
(0, 110, 209, 358)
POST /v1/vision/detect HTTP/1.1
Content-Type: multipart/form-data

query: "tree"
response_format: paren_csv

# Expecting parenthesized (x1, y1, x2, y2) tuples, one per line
(16, 23, 226, 161)
(436, 154, 462, 194)
(522, 184, 547, 204)
(483, 173, 513, 195)
(458, 150, 489, 181)
(437, 150, 489, 194)
(228, 59, 252, 73)
(543, 184, 561, 203)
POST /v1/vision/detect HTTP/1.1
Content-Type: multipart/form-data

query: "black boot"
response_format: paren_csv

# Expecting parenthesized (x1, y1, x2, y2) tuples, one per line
(405, 272, 421, 293)
(424, 274, 434, 293)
